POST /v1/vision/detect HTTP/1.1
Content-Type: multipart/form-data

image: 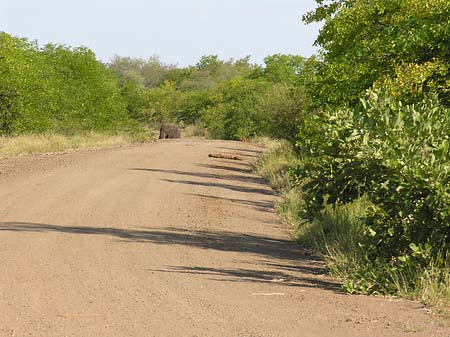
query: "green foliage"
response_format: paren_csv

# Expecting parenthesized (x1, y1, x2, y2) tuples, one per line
(108, 55, 174, 88)
(263, 84, 310, 142)
(0, 32, 134, 136)
(374, 61, 450, 105)
(135, 53, 310, 141)
(107, 55, 180, 124)
(196, 55, 221, 73)
(304, 0, 450, 107)
(292, 0, 450, 302)
(177, 55, 259, 91)
(292, 90, 450, 293)
(257, 139, 450, 307)
(262, 54, 306, 84)
(143, 81, 212, 125)
(177, 90, 212, 124)
(142, 81, 179, 124)
(203, 77, 270, 140)
(0, 33, 35, 135)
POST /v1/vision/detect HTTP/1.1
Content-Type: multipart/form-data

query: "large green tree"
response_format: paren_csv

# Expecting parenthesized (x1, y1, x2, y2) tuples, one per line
(304, 0, 450, 106)
(262, 54, 306, 84)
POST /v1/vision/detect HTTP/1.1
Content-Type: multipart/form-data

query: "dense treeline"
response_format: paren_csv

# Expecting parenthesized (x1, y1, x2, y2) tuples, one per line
(0, 31, 307, 140)
(303, 0, 450, 107)
(109, 53, 307, 141)
(0, 32, 135, 136)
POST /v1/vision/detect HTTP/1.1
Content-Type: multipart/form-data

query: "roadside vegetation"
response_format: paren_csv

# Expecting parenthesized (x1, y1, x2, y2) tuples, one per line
(0, 131, 150, 159)
(253, 0, 450, 312)
(1, 0, 449, 311)
(0, 32, 151, 156)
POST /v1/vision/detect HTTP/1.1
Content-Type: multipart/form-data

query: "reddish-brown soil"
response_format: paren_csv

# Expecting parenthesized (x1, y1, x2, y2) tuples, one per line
(0, 139, 448, 336)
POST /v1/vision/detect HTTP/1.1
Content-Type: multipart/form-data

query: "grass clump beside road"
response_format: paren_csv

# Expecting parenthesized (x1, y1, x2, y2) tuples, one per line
(0, 131, 153, 160)
(253, 140, 450, 314)
(252, 139, 297, 191)
(181, 124, 209, 138)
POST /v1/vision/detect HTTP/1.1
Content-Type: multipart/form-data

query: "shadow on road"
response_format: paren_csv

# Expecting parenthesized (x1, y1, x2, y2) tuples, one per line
(153, 265, 340, 291)
(161, 179, 274, 196)
(185, 193, 275, 213)
(0, 222, 340, 292)
(196, 163, 253, 174)
(130, 168, 266, 185)
(0, 222, 306, 261)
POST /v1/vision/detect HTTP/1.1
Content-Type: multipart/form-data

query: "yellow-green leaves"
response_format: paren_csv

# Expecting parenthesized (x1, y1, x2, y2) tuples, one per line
(304, 0, 450, 107)
(0, 32, 131, 136)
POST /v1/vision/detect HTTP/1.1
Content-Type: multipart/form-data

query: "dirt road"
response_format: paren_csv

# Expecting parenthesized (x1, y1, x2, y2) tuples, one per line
(0, 139, 448, 337)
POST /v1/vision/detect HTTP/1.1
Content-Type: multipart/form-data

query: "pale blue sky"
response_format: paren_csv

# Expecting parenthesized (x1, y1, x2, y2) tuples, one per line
(0, 0, 322, 66)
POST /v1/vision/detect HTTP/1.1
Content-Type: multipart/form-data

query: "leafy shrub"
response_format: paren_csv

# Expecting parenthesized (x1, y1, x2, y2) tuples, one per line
(202, 77, 270, 140)
(292, 90, 450, 292)
(136, 53, 312, 141)
(0, 32, 133, 136)
(263, 84, 311, 142)
(303, 0, 450, 107)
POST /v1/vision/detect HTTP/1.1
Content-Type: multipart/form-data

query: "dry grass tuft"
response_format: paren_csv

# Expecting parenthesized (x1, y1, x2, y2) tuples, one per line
(0, 132, 151, 159)
(182, 124, 209, 138)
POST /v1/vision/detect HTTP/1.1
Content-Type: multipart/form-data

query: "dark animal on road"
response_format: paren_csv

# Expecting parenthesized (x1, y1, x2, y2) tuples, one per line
(159, 124, 181, 139)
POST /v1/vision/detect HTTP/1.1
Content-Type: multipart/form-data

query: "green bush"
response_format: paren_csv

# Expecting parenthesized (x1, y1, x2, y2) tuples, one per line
(303, 0, 450, 107)
(292, 90, 450, 292)
(202, 77, 270, 140)
(135, 53, 312, 141)
(0, 32, 133, 136)
(263, 84, 311, 142)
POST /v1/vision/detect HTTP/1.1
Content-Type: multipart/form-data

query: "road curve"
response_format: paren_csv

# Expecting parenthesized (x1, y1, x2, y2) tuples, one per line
(0, 139, 448, 337)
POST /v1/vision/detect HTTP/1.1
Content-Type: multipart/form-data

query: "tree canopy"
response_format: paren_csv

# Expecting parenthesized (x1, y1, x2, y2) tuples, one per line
(304, 0, 450, 106)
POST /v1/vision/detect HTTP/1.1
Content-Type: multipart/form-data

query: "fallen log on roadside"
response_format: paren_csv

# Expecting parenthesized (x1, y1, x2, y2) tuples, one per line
(208, 153, 243, 161)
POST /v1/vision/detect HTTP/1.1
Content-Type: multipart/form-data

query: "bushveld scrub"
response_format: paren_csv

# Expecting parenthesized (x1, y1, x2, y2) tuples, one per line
(267, 0, 450, 308)
(0, 33, 153, 158)
(203, 78, 271, 140)
(254, 91, 450, 311)
(1, 32, 305, 154)
(0, 33, 134, 136)
(292, 90, 450, 291)
(303, 0, 450, 107)
(115, 53, 307, 141)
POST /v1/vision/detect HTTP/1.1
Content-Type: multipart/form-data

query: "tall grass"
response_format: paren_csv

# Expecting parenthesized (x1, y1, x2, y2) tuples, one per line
(415, 265, 450, 312)
(0, 131, 153, 159)
(254, 140, 450, 313)
(182, 124, 209, 138)
(252, 139, 299, 191)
